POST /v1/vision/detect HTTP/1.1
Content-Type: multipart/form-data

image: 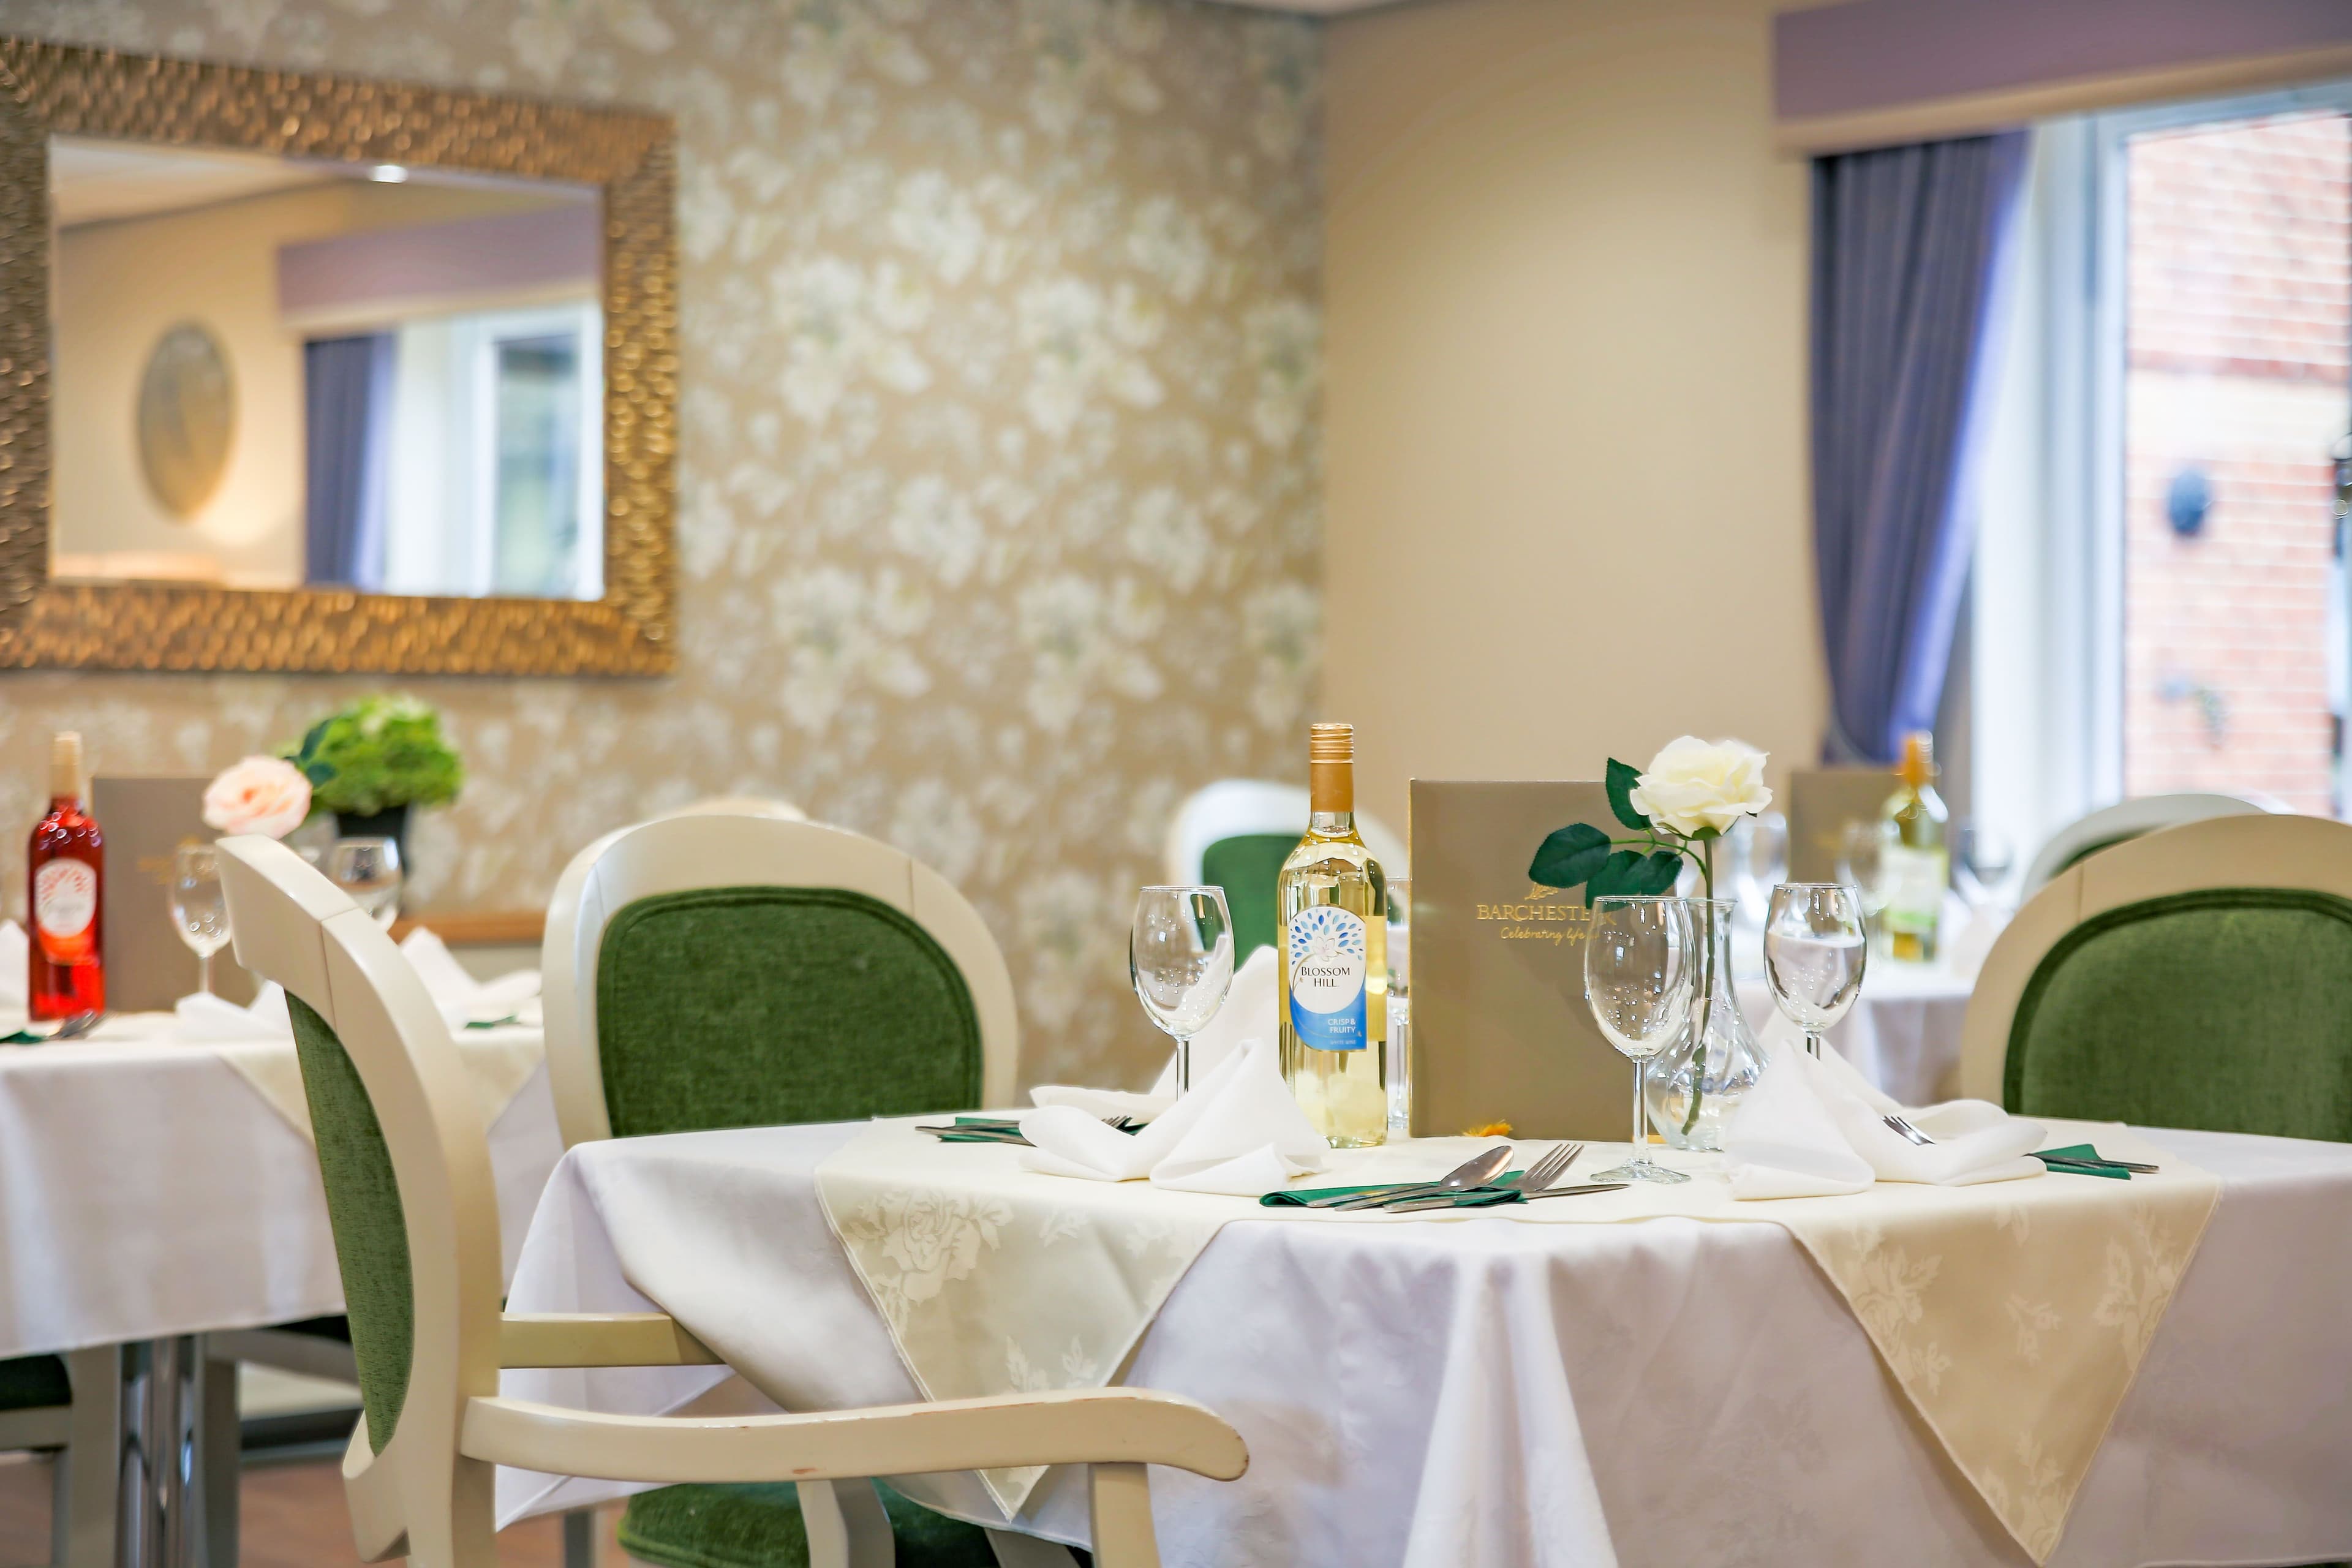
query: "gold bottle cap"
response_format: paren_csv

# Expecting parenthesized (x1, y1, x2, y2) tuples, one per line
(1308, 722, 1354, 813)
(50, 732, 83, 801)
(1898, 730, 1936, 786)
(1309, 722, 1354, 763)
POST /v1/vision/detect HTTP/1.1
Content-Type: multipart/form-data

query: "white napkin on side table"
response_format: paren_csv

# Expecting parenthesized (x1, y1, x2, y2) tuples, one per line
(1020, 1033, 1327, 1196)
(1724, 1036, 2046, 1199)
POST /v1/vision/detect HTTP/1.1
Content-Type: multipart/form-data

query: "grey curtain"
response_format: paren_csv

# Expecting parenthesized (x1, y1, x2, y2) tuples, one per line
(303, 333, 396, 589)
(1811, 132, 2028, 764)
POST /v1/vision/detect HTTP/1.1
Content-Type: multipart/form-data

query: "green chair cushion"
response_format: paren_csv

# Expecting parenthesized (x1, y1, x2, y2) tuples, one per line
(618, 1482, 1000, 1568)
(0, 1354, 70, 1415)
(1200, 832, 1295, 968)
(2005, 888, 2352, 1140)
(287, 994, 413, 1454)
(595, 887, 984, 1137)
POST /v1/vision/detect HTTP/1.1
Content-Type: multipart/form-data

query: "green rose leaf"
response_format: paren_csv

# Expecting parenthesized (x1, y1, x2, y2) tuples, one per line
(1583, 849, 1646, 905)
(1629, 850, 1684, 895)
(1529, 821, 1613, 889)
(1605, 758, 1650, 832)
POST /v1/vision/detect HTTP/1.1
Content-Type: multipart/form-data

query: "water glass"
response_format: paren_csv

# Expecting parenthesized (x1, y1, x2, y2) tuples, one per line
(1835, 819, 1888, 954)
(1763, 883, 1869, 1058)
(1726, 810, 1790, 925)
(1954, 821, 2016, 907)
(1583, 895, 1698, 1185)
(1385, 878, 1412, 1133)
(328, 837, 403, 930)
(1130, 886, 1234, 1096)
(172, 843, 230, 995)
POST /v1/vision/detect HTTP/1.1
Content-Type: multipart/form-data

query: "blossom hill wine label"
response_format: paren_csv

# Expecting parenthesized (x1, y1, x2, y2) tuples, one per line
(1278, 722, 1389, 1148)
(29, 733, 104, 1019)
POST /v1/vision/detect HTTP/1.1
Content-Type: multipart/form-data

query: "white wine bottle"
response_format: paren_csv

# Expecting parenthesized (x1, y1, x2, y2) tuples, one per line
(1879, 730, 1949, 963)
(1278, 722, 1389, 1148)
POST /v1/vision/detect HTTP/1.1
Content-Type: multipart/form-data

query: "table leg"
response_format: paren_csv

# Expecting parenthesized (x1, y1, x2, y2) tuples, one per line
(562, 1507, 598, 1568)
(118, 1338, 197, 1568)
(196, 1347, 238, 1568)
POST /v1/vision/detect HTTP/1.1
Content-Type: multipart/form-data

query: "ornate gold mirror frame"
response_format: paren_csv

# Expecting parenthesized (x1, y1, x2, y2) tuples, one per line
(0, 39, 676, 674)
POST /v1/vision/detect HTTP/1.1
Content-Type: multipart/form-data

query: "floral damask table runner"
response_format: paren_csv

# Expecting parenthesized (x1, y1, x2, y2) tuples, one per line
(813, 1118, 2217, 1557)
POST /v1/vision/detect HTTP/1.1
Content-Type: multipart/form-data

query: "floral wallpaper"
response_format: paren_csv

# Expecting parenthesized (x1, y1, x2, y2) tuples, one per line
(0, 0, 1323, 1086)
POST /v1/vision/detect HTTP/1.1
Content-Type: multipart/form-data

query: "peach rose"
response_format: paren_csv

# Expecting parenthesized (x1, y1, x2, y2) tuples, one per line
(202, 756, 312, 840)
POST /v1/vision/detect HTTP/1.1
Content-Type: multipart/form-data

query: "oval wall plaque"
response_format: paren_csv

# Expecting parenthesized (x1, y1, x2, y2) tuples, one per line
(136, 321, 236, 519)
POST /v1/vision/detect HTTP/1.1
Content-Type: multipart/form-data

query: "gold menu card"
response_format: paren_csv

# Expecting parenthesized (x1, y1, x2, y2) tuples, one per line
(1407, 780, 1632, 1141)
(92, 776, 259, 1010)
(1787, 767, 1898, 882)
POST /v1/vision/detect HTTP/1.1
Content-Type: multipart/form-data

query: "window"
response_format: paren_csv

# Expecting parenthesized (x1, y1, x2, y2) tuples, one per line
(1972, 81, 2352, 860)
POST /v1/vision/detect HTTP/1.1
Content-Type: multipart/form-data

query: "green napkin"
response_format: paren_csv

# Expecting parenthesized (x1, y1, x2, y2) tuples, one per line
(2034, 1143, 2132, 1180)
(0, 1029, 42, 1045)
(1262, 1171, 1530, 1209)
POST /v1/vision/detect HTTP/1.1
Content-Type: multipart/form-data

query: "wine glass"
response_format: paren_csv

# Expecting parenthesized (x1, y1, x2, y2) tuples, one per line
(1583, 895, 1698, 1185)
(1130, 886, 1234, 1096)
(1954, 821, 2015, 907)
(328, 837, 403, 930)
(1835, 819, 1888, 954)
(1763, 883, 1869, 1059)
(1727, 810, 1790, 926)
(172, 843, 231, 996)
(1385, 878, 1412, 1133)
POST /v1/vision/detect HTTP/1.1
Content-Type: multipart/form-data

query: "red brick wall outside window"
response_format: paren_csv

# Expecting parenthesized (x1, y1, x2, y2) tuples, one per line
(2122, 110, 2351, 814)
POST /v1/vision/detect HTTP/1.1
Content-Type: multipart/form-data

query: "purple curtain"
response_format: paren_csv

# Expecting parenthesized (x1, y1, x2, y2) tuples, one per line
(1811, 132, 2027, 763)
(303, 333, 396, 589)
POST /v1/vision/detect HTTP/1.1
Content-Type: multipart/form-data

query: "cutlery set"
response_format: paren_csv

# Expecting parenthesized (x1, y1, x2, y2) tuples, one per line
(1301, 1142, 1623, 1212)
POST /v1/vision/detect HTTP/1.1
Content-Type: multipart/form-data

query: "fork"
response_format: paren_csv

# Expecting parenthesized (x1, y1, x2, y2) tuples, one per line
(1381, 1140, 1581, 1212)
(1882, 1112, 1935, 1147)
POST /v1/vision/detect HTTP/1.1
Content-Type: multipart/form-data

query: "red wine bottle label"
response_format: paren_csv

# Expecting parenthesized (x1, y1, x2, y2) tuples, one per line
(33, 859, 97, 959)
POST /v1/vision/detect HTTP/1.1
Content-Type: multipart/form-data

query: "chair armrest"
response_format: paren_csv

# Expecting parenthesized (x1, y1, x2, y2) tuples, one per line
(499, 1313, 722, 1369)
(458, 1387, 1248, 1486)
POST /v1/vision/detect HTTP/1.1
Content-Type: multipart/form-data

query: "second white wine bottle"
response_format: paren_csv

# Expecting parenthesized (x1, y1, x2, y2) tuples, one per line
(1278, 722, 1388, 1147)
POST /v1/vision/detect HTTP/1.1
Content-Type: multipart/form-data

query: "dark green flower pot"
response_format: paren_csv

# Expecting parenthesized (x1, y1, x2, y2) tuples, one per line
(333, 804, 412, 870)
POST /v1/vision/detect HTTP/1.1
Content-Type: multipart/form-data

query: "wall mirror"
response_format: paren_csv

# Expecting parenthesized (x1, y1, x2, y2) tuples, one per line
(0, 39, 677, 674)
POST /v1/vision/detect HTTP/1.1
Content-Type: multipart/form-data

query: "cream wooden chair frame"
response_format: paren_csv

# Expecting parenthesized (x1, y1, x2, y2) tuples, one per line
(1959, 813, 2352, 1103)
(0, 1347, 120, 1568)
(216, 834, 1244, 1568)
(2017, 791, 2271, 894)
(540, 813, 1019, 1148)
(1163, 779, 1408, 885)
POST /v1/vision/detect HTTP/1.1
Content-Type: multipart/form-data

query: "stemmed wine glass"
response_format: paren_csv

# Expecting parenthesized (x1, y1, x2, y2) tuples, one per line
(328, 837, 403, 930)
(1763, 883, 1869, 1059)
(1954, 822, 2015, 907)
(172, 844, 231, 996)
(1583, 895, 1699, 1185)
(1130, 886, 1235, 1096)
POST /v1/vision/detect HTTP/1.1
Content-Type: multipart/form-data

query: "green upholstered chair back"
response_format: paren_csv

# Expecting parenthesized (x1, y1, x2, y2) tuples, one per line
(594, 886, 984, 1137)
(2003, 888, 2352, 1140)
(1200, 832, 1294, 967)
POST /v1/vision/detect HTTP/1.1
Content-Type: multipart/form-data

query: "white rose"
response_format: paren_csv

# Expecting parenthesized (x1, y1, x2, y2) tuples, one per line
(1627, 736, 1773, 837)
(202, 756, 313, 840)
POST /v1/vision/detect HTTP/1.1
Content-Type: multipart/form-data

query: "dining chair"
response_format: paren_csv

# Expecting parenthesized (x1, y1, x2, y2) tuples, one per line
(214, 832, 1246, 1568)
(1163, 779, 1408, 965)
(0, 1348, 119, 1567)
(541, 812, 1039, 1564)
(1959, 813, 2352, 1140)
(666, 796, 809, 821)
(2017, 791, 2274, 894)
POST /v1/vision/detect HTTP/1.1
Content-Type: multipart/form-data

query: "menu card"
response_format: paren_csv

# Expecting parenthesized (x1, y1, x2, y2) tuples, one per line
(92, 776, 258, 1009)
(1406, 780, 1630, 1140)
(1787, 767, 1897, 882)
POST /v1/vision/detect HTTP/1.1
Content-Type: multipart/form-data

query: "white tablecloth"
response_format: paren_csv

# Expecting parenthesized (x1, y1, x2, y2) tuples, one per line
(497, 1121, 2352, 1567)
(1737, 960, 1975, 1104)
(0, 1016, 561, 1358)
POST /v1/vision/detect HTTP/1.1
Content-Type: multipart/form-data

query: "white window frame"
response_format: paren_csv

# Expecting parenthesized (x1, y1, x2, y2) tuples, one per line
(1972, 77, 2352, 870)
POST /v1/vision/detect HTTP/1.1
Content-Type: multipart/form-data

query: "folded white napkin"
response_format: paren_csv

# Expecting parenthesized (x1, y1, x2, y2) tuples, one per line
(1724, 1036, 2046, 1199)
(1944, 899, 2013, 981)
(400, 927, 541, 1028)
(175, 981, 293, 1039)
(1019, 1033, 1328, 1196)
(1145, 944, 1278, 1099)
(0, 921, 25, 1011)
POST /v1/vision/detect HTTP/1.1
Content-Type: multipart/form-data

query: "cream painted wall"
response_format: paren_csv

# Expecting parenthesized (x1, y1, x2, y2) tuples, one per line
(1322, 0, 1825, 828)
(53, 178, 568, 587)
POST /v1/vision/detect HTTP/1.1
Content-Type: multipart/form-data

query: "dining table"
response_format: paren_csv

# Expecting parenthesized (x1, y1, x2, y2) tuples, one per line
(496, 1116, 2352, 1568)
(0, 1012, 561, 1567)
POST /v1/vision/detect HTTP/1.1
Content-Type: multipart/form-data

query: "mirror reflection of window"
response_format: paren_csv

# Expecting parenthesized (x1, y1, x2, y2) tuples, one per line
(47, 134, 603, 602)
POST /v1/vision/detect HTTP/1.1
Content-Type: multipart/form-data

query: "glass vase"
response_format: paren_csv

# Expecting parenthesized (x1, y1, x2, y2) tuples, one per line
(1644, 898, 1766, 1152)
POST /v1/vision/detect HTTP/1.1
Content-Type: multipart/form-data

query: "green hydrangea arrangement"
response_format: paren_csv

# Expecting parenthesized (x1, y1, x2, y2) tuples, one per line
(282, 696, 464, 818)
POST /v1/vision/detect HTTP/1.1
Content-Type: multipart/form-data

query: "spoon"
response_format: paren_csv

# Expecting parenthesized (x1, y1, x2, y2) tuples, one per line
(1314, 1144, 1514, 1210)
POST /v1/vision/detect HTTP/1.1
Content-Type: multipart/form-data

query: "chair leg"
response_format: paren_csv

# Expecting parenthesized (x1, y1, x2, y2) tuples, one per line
(59, 1346, 121, 1568)
(985, 1528, 1084, 1567)
(797, 1479, 895, 1568)
(1087, 1463, 1159, 1568)
(197, 1349, 239, 1568)
(561, 1507, 598, 1568)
